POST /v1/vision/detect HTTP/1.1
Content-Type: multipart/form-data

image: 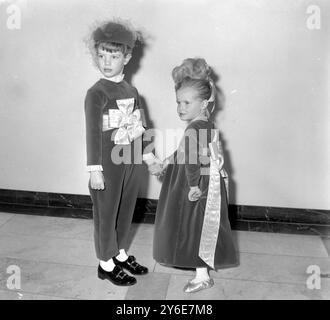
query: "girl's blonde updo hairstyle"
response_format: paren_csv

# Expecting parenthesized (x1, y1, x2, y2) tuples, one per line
(172, 58, 215, 116)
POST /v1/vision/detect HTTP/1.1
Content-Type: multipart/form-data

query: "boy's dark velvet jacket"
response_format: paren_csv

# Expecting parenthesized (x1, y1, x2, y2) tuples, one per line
(85, 78, 143, 166)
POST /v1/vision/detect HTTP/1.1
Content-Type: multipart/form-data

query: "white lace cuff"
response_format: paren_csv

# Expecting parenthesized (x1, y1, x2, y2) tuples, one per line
(142, 153, 156, 165)
(87, 165, 103, 172)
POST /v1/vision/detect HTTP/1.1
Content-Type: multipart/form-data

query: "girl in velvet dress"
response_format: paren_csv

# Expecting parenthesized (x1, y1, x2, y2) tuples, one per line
(152, 58, 238, 293)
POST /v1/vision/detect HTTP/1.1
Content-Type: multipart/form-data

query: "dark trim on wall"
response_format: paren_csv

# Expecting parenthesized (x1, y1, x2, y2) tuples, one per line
(0, 188, 329, 236)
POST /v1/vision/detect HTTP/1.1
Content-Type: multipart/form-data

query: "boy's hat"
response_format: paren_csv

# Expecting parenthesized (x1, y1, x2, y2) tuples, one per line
(93, 22, 136, 48)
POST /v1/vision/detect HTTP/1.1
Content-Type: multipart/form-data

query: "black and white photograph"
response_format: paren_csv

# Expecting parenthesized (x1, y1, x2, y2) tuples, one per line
(0, 0, 329, 305)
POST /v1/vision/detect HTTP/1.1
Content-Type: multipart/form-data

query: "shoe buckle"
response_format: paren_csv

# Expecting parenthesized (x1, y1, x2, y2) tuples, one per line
(117, 271, 126, 279)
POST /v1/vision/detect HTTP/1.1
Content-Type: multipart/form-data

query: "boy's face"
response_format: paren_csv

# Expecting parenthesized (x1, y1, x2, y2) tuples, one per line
(96, 45, 131, 78)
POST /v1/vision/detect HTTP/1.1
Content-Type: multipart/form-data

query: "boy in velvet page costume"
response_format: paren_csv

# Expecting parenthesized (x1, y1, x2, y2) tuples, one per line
(151, 58, 238, 293)
(84, 20, 154, 286)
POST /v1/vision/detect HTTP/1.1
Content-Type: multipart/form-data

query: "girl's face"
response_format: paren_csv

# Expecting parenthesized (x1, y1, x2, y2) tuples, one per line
(96, 45, 131, 78)
(176, 87, 208, 122)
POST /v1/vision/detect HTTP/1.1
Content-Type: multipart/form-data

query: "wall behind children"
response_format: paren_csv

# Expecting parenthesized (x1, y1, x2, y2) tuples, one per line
(0, 0, 329, 210)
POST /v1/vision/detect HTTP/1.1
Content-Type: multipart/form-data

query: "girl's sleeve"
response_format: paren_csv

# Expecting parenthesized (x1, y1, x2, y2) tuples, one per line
(184, 125, 201, 187)
(84, 89, 104, 166)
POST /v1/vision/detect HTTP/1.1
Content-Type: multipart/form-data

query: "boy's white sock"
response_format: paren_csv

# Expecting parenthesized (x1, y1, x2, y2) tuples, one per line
(116, 249, 129, 262)
(100, 258, 115, 272)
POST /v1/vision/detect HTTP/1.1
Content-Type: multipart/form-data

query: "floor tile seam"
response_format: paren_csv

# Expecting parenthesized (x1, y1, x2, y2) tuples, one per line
(320, 240, 330, 259)
(236, 230, 322, 238)
(0, 288, 81, 300)
(238, 250, 329, 259)
(0, 215, 16, 230)
(0, 232, 155, 248)
(1, 224, 326, 240)
(0, 254, 159, 272)
(162, 273, 174, 300)
(1, 276, 321, 300)
(4, 214, 329, 227)
(0, 254, 100, 269)
(2, 214, 329, 230)
(235, 251, 330, 260)
(0, 229, 96, 241)
(1, 230, 325, 257)
(0, 232, 94, 242)
(0, 245, 327, 261)
(152, 261, 157, 272)
(211, 275, 329, 286)
(124, 272, 171, 300)
(153, 270, 329, 287)
(160, 274, 328, 290)
(1, 244, 325, 260)
(239, 220, 330, 227)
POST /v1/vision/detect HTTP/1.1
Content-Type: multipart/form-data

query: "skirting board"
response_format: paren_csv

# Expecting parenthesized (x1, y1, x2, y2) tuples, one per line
(0, 188, 329, 236)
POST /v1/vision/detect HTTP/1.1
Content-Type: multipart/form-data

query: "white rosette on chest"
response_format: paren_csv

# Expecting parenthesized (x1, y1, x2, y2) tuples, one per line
(104, 98, 145, 145)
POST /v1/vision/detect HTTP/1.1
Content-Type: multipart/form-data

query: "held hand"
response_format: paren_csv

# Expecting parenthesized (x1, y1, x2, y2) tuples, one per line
(188, 186, 202, 201)
(151, 157, 171, 177)
(146, 156, 165, 176)
(90, 171, 105, 190)
(148, 162, 164, 176)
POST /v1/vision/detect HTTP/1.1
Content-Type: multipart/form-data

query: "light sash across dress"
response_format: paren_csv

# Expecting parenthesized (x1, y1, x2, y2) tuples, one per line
(198, 130, 229, 269)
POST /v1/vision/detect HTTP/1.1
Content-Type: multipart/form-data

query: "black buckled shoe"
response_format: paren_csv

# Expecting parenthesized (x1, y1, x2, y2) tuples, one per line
(98, 264, 137, 286)
(113, 255, 148, 275)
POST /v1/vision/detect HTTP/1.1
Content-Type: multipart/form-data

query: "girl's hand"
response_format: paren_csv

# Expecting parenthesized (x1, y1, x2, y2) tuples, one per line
(90, 171, 105, 190)
(148, 162, 164, 176)
(148, 157, 169, 177)
(188, 186, 202, 201)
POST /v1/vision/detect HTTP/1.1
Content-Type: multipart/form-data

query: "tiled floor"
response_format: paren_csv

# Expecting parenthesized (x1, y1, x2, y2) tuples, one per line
(0, 212, 329, 300)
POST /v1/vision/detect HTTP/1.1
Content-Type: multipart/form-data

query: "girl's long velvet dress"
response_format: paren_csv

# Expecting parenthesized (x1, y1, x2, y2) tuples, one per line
(153, 120, 238, 270)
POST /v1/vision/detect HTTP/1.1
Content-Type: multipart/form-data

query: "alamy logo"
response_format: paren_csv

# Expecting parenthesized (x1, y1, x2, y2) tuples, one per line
(1, 0, 25, 30)
(306, 265, 321, 290)
(306, 5, 321, 30)
(6, 265, 21, 290)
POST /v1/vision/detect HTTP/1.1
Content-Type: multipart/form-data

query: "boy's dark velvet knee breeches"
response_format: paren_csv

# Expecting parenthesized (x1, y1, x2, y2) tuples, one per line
(89, 162, 139, 261)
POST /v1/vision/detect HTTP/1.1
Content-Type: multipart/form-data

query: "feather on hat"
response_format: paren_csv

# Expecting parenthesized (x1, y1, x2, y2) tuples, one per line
(93, 21, 136, 48)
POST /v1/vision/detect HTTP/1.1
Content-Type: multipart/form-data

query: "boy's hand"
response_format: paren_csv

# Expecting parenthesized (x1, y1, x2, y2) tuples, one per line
(90, 171, 105, 190)
(188, 186, 202, 201)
